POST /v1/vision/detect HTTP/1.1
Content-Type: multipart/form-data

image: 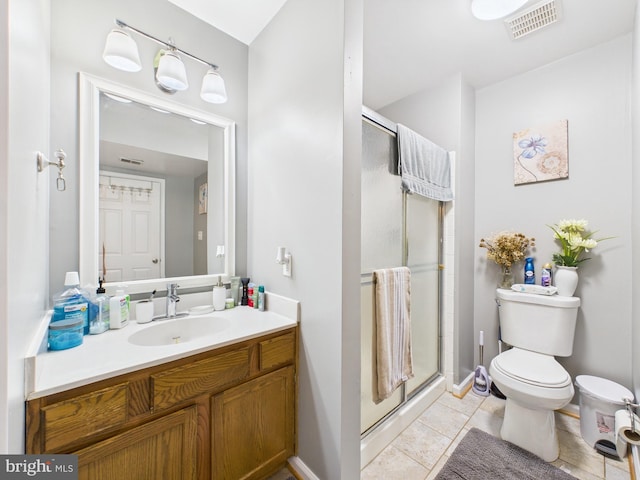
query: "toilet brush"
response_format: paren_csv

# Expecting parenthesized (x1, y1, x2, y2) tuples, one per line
(472, 331, 490, 396)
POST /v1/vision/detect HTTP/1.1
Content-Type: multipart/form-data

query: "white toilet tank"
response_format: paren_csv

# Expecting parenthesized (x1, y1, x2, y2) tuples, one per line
(497, 288, 580, 357)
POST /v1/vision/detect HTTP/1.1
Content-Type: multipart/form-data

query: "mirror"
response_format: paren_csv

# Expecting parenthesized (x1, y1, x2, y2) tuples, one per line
(79, 72, 236, 295)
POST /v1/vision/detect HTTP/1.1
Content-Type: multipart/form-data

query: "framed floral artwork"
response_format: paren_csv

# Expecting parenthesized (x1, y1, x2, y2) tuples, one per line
(513, 119, 568, 185)
(199, 182, 208, 214)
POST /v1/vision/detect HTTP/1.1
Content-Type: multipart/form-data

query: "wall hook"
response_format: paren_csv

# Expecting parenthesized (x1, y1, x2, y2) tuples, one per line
(37, 149, 66, 191)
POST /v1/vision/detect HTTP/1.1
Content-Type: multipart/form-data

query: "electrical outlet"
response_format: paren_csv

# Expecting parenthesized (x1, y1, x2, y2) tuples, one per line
(282, 254, 292, 277)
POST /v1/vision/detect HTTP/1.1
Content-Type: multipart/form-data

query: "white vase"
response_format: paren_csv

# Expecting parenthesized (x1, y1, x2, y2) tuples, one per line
(555, 266, 578, 297)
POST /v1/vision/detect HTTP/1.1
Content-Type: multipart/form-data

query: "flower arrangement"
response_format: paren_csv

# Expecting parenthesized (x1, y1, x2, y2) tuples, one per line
(479, 232, 536, 268)
(548, 219, 609, 267)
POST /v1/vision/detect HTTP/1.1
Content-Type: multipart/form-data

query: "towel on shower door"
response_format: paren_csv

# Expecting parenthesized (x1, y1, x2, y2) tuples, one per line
(373, 267, 413, 402)
(397, 123, 453, 201)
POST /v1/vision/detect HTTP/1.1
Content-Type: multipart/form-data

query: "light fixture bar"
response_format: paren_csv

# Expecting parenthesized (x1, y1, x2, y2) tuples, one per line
(114, 19, 219, 71)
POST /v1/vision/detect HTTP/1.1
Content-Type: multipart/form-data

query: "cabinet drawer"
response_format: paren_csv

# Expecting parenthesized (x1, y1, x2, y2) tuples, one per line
(152, 348, 250, 410)
(260, 332, 295, 370)
(41, 383, 128, 451)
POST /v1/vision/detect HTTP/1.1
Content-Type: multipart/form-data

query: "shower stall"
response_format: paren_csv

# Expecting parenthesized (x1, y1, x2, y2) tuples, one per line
(360, 107, 445, 459)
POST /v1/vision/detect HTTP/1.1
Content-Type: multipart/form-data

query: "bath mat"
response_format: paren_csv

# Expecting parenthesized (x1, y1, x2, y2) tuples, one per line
(435, 428, 577, 479)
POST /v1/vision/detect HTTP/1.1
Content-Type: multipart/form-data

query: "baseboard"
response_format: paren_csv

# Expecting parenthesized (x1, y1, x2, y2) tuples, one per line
(452, 371, 475, 398)
(287, 456, 320, 480)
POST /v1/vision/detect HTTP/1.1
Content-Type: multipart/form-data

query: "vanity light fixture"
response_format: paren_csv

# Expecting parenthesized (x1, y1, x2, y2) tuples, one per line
(102, 19, 227, 104)
(155, 50, 189, 91)
(471, 0, 529, 20)
(102, 28, 142, 72)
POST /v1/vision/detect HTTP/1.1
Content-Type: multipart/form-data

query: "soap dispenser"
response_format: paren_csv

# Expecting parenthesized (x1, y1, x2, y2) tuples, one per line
(212, 276, 226, 311)
(90, 278, 110, 334)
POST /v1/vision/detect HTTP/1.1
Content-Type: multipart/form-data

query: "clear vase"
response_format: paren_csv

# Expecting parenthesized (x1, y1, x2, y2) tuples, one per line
(555, 266, 579, 297)
(499, 266, 514, 289)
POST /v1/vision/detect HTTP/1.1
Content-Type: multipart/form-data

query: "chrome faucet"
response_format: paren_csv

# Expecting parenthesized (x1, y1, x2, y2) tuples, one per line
(166, 283, 180, 318)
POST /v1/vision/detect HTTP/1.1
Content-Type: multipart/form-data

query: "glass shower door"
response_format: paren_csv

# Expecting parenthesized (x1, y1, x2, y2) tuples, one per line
(360, 115, 441, 435)
(360, 118, 404, 433)
(405, 195, 441, 396)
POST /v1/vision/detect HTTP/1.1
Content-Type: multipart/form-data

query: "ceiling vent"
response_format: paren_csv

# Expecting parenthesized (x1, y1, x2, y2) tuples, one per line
(120, 157, 144, 166)
(504, 0, 562, 40)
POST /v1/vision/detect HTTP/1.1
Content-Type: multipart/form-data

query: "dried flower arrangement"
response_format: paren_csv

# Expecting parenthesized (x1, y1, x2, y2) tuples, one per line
(479, 232, 536, 268)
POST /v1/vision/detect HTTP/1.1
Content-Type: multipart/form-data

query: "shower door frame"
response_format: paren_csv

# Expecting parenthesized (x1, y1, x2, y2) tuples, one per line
(360, 107, 445, 438)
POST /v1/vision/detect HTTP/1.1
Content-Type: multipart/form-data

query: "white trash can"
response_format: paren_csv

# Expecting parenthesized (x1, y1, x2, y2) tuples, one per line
(575, 375, 633, 452)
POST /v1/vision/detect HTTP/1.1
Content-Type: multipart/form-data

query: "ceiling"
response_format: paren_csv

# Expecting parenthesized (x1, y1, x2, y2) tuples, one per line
(168, 0, 288, 45)
(169, 0, 637, 110)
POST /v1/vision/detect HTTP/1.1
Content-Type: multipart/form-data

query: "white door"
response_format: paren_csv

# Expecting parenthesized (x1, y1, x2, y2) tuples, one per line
(99, 172, 164, 282)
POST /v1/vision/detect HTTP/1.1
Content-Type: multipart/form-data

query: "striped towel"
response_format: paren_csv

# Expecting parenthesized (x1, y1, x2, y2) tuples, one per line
(373, 267, 413, 402)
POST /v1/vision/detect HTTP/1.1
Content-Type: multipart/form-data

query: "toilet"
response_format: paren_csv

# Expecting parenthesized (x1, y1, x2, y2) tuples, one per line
(489, 288, 580, 462)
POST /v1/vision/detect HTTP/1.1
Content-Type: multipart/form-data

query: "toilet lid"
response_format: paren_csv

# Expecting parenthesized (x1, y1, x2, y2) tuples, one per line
(493, 349, 571, 388)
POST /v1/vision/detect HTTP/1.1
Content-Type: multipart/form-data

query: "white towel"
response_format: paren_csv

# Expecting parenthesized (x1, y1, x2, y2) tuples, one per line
(373, 267, 413, 402)
(397, 123, 453, 201)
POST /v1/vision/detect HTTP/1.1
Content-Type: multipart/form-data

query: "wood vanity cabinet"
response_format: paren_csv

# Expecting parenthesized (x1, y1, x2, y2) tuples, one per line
(26, 327, 297, 480)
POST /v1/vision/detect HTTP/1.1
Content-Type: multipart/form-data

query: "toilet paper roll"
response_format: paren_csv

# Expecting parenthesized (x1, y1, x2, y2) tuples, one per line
(615, 409, 640, 458)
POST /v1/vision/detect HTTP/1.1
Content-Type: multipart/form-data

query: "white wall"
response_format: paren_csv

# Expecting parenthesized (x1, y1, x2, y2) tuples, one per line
(49, 0, 249, 294)
(475, 35, 633, 392)
(378, 74, 477, 384)
(632, 0, 640, 402)
(247, 0, 362, 477)
(0, 0, 50, 452)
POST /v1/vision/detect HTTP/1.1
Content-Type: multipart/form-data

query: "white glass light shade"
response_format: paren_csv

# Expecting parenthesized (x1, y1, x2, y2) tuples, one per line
(200, 69, 228, 104)
(102, 29, 142, 72)
(471, 0, 528, 20)
(156, 51, 189, 91)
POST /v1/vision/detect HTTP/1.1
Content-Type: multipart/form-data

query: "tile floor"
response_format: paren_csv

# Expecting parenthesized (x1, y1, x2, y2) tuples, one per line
(360, 390, 633, 480)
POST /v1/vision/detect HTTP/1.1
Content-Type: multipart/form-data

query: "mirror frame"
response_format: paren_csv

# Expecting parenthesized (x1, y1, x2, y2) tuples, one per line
(78, 72, 236, 295)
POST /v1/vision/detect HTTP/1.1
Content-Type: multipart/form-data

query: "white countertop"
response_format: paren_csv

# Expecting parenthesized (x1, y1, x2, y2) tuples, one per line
(26, 292, 299, 400)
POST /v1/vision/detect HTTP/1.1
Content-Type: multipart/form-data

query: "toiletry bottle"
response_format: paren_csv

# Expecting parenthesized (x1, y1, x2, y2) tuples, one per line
(90, 279, 110, 334)
(109, 288, 130, 329)
(212, 276, 227, 311)
(247, 283, 255, 308)
(258, 286, 265, 312)
(253, 284, 259, 309)
(240, 277, 250, 305)
(230, 277, 240, 306)
(541, 263, 552, 287)
(52, 271, 90, 335)
(524, 257, 535, 285)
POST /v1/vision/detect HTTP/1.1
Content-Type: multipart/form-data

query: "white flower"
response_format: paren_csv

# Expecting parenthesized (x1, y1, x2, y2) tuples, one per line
(549, 218, 609, 267)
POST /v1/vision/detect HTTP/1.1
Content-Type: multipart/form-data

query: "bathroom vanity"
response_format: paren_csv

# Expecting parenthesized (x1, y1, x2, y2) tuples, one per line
(25, 303, 298, 480)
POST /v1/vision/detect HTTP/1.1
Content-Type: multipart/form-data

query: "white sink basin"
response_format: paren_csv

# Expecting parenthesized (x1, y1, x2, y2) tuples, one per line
(128, 316, 230, 347)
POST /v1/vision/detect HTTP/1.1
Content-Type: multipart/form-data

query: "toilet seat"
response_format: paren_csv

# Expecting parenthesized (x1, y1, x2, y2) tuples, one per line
(492, 348, 571, 388)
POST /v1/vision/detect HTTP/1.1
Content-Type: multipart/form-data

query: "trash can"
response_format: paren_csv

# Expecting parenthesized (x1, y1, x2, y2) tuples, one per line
(575, 375, 633, 452)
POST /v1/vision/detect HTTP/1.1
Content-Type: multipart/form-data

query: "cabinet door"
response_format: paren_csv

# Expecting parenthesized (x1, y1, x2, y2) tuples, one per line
(212, 366, 295, 480)
(74, 406, 198, 480)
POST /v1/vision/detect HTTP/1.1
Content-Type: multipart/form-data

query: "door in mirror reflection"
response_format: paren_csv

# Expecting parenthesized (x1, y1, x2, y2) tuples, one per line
(99, 172, 163, 282)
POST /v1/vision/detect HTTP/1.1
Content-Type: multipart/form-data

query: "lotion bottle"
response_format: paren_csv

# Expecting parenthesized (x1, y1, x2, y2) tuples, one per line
(212, 276, 227, 311)
(109, 288, 130, 329)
